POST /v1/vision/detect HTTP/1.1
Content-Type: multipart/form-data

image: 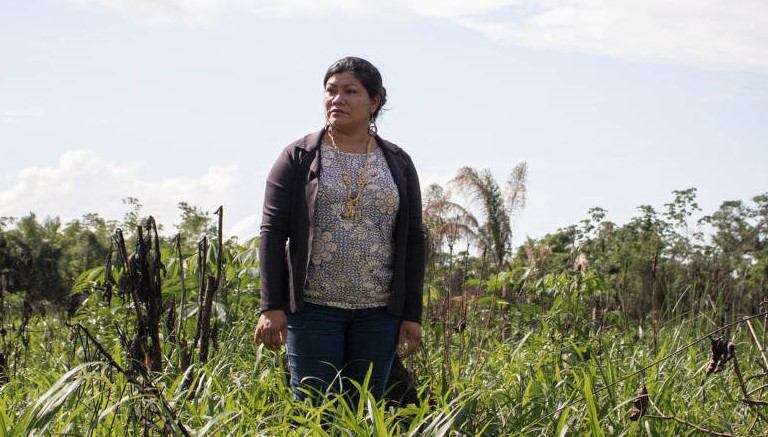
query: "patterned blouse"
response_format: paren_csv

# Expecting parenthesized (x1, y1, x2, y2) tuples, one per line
(304, 143, 399, 309)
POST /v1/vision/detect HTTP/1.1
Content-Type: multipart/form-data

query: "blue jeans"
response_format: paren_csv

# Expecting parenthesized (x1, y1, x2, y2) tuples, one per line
(286, 303, 401, 403)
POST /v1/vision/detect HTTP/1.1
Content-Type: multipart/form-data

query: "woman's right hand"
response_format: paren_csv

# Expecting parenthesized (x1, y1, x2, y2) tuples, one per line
(254, 310, 288, 351)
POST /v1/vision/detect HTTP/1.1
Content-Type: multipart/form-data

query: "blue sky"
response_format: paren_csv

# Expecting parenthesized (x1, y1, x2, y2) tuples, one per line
(1, 0, 767, 246)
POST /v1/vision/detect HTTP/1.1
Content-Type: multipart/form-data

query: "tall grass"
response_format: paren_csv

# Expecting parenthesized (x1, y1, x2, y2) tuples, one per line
(2, 274, 767, 435)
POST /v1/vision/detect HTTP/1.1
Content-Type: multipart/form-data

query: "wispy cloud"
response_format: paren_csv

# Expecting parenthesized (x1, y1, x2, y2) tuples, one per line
(236, 0, 409, 18)
(69, 0, 229, 26)
(69, 0, 407, 25)
(438, 0, 768, 69)
(0, 107, 44, 124)
(0, 150, 240, 232)
(69, 0, 768, 71)
(417, 0, 768, 70)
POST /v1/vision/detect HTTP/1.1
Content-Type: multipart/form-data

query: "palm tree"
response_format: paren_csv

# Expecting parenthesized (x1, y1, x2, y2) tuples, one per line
(450, 163, 527, 277)
(5, 214, 68, 302)
(422, 183, 478, 329)
(422, 183, 478, 269)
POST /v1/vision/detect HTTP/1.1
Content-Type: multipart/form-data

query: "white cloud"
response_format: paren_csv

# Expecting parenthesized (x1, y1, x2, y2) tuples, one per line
(237, 0, 409, 18)
(0, 150, 240, 234)
(71, 0, 768, 71)
(413, 0, 528, 20)
(70, 0, 408, 24)
(0, 107, 44, 124)
(229, 213, 259, 242)
(416, 0, 768, 70)
(70, 0, 229, 25)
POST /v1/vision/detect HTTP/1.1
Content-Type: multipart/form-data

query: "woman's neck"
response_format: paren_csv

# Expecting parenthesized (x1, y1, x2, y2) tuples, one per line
(326, 126, 372, 154)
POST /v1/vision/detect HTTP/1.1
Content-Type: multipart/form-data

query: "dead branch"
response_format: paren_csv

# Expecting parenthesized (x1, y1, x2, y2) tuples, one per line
(197, 276, 217, 364)
(207, 410, 243, 436)
(114, 228, 143, 329)
(69, 322, 191, 437)
(143, 218, 164, 373)
(732, 355, 768, 423)
(174, 234, 187, 343)
(706, 336, 734, 375)
(522, 310, 768, 432)
(754, 358, 768, 374)
(191, 236, 208, 354)
(628, 384, 648, 421)
(214, 206, 223, 293)
(747, 320, 768, 371)
(742, 399, 768, 407)
(746, 383, 768, 398)
(103, 240, 114, 304)
(646, 413, 755, 437)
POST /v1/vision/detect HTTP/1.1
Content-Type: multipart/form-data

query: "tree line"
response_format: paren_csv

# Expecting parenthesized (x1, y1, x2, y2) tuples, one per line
(0, 198, 217, 312)
(1, 167, 766, 328)
(424, 168, 767, 330)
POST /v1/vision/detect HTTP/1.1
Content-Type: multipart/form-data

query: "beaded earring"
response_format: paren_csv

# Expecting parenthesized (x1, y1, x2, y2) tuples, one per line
(367, 114, 378, 137)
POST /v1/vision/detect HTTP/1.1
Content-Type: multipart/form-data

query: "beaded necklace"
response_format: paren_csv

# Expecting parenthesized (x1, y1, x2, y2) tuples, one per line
(326, 128, 374, 222)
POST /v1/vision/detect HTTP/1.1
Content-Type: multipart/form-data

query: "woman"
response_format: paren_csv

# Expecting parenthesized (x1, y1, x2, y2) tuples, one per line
(254, 56, 426, 402)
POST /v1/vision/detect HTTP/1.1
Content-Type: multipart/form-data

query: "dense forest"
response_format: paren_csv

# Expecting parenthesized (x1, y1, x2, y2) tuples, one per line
(0, 167, 766, 435)
(4, 175, 764, 324)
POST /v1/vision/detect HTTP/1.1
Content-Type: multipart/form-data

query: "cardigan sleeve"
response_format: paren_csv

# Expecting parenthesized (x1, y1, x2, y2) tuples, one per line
(258, 147, 297, 313)
(402, 152, 426, 323)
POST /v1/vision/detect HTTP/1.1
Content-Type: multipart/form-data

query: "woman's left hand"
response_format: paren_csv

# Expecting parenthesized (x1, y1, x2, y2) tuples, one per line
(398, 320, 422, 357)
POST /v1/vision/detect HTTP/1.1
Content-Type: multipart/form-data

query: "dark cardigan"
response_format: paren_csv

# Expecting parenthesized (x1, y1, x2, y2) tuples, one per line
(258, 128, 426, 323)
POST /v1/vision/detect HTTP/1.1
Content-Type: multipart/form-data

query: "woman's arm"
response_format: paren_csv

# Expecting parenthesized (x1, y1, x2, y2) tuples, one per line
(258, 147, 297, 313)
(403, 152, 426, 324)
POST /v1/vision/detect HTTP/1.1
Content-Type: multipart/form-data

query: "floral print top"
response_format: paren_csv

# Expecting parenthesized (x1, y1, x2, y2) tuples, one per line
(304, 143, 399, 309)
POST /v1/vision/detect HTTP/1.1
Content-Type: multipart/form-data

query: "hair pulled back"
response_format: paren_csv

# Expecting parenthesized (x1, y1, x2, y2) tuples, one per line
(324, 56, 387, 120)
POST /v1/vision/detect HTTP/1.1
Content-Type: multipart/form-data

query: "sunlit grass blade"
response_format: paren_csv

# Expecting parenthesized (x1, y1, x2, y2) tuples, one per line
(582, 371, 603, 437)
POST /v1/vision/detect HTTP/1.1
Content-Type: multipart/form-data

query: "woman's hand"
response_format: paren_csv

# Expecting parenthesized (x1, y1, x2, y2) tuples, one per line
(398, 320, 422, 357)
(254, 310, 288, 351)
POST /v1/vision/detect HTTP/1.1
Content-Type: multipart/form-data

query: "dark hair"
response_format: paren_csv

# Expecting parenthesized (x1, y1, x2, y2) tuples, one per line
(324, 56, 387, 120)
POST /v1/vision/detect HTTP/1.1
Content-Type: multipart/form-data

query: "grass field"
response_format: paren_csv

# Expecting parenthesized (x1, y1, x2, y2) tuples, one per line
(2, 275, 766, 436)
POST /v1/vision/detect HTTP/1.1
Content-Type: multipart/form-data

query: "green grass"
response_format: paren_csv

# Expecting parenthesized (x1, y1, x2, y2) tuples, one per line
(1, 289, 766, 436)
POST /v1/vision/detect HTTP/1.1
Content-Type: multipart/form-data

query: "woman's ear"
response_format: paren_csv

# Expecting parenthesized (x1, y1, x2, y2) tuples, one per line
(371, 95, 382, 114)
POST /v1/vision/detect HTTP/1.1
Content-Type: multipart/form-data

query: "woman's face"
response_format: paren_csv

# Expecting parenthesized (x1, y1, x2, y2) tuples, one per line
(324, 72, 380, 132)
